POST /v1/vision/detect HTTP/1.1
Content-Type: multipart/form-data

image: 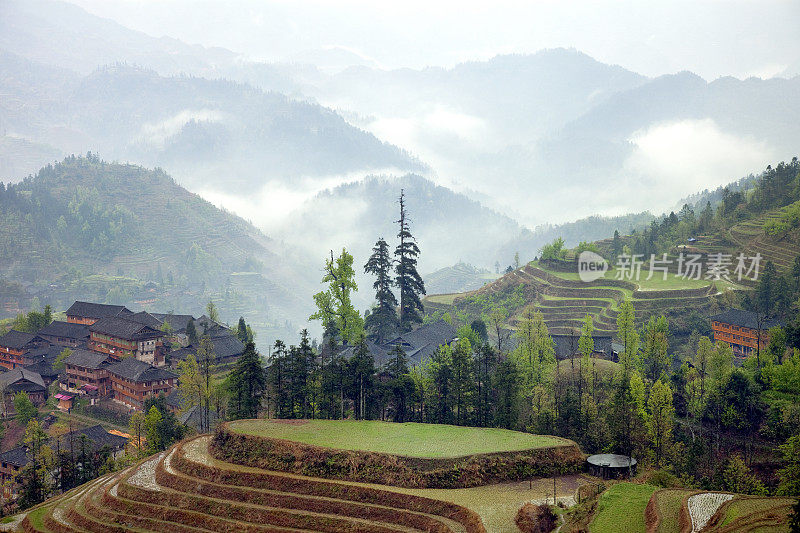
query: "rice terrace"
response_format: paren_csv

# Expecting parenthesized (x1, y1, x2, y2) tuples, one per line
(11, 420, 589, 533)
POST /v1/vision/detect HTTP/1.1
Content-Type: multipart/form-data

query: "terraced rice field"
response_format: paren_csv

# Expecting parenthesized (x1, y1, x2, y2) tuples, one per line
(228, 419, 565, 458)
(431, 263, 723, 337)
(9, 435, 592, 533)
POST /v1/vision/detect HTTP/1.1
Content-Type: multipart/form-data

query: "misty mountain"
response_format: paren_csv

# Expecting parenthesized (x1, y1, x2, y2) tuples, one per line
(0, 55, 423, 190)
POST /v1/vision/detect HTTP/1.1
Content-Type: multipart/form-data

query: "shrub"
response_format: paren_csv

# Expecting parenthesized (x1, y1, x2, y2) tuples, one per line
(515, 503, 558, 533)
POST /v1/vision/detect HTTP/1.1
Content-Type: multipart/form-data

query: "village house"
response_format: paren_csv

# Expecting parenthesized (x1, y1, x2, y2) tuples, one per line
(63, 349, 112, 397)
(710, 309, 782, 361)
(107, 358, 177, 410)
(66, 301, 131, 325)
(88, 316, 165, 366)
(0, 447, 27, 499)
(0, 368, 47, 414)
(0, 330, 50, 369)
(35, 320, 90, 348)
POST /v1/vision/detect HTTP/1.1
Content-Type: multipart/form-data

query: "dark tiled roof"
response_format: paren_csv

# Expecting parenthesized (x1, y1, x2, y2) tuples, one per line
(35, 321, 90, 341)
(170, 335, 245, 364)
(108, 358, 176, 383)
(66, 301, 131, 319)
(89, 317, 163, 340)
(151, 314, 194, 333)
(165, 388, 182, 409)
(551, 334, 613, 359)
(178, 405, 219, 431)
(65, 349, 110, 370)
(391, 320, 457, 350)
(0, 368, 46, 390)
(210, 335, 245, 359)
(0, 447, 28, 467)
(338, 341, 393, 367)
(23, 359, 59, 379)
(59, 424, 128, 451)
(0, 330, 40, 349)
(710, 309, 782, 330)
(384, 320, 458, 365)
(127, 312, 163, 329)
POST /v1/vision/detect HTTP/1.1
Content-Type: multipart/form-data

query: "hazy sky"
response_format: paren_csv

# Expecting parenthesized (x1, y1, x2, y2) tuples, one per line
(69, 0, 800, 79)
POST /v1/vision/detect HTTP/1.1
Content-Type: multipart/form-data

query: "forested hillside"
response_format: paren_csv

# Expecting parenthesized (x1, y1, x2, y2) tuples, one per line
(0, 155, 315, 343)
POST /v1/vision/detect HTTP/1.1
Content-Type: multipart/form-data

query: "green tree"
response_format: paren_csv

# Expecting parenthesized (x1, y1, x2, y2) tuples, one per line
(616, 299, 640, 375)
(14, 391, 37, 425)
(144, 406, 163, 453)
(206, 301, 220, 323)
(777, 434, 800, 496)
(185, 319, 199, 345)
(364, 237, 398, 342)
(395, 190, 426, 331)
(643, 315, 670, 382)
(385, 345, 415, 422)
(723, 454, 767, 495)
(195, 335, 217, 433)
(128, 411, 145, 456)
(18, 420, 54, 509)
(578, 314, 595, 406)
(228, 341, 267, 420)
(512, 308, 555, 425)
(177, 352, 203, 420)
(695, 336, 714, 402)
(539, 237, 566, 261)
(53, 348, 72, 372)
(647, 379, 675, 468)
(310, 248, 364, 346)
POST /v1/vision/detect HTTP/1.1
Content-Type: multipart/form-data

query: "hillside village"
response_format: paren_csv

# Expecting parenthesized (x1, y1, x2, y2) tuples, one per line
(0, 2, 799, 531)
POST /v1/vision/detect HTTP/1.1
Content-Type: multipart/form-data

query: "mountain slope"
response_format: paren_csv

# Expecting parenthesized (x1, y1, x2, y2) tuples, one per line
(0, 156, 315, 343)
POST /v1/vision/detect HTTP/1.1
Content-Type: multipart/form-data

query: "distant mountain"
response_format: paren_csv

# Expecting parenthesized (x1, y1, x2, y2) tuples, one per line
(498, 211, 656, 262)
(0, 0, 236, 76)
(0, 156, 316, 346)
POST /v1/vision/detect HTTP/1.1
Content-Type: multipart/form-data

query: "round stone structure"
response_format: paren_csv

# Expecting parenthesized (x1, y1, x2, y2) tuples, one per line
(586, 453, 637, 479)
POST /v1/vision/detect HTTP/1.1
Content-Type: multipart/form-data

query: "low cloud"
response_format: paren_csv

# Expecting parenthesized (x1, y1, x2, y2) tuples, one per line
(620, 118, 775, 212)
(138, 109, 225, 149)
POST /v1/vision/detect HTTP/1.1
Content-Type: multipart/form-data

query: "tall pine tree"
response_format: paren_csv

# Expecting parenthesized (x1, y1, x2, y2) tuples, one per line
(394, 190, 426, 332)
(364, 237, 398, 342)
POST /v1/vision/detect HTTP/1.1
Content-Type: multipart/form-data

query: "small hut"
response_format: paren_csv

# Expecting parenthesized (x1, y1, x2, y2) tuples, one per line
(587, 453, 637, 479)
(54, 392, 75, 411)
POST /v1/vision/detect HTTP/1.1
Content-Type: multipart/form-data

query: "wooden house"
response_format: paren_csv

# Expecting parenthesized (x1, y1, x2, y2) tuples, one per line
(88, 316, 165, 366)
(107, 358, 176, 410)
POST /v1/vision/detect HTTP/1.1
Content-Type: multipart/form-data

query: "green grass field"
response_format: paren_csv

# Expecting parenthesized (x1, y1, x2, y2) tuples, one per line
(228, 419, 565, 458)
(589, 483, 657, 533)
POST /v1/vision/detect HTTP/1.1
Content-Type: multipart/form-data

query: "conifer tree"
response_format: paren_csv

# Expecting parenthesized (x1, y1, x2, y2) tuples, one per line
(364, 237, 398, 342)
(394, 190, 426, 332)
(228, 341, 267, 420)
